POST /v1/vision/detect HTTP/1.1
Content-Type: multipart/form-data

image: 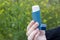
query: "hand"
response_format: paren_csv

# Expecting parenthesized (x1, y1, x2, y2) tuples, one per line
(26, 20, 47, 40)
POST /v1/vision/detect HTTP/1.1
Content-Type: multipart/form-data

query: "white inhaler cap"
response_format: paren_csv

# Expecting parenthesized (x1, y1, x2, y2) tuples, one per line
(32, 5, 40, 12)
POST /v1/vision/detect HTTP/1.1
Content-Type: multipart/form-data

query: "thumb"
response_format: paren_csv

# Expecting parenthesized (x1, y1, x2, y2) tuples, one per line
(40, 24, 47, 35)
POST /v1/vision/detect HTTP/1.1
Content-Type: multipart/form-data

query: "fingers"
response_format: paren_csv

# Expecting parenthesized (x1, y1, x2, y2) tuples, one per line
(40, 30, 45, 36)
(34, 30, 46, 40)
(27, 22, 39, 36)
(28, 29, 39, 40)
(27, 22, 47, 40)
(27, 20, 35, 31)
(34, 31, 40, 40)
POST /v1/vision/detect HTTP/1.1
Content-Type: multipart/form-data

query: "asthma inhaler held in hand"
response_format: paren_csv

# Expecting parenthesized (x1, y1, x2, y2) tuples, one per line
(32, 5, 46, 30)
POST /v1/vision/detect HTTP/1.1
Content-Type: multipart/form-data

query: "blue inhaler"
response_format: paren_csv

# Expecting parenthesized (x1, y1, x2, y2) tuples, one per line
(32, 5, 46, 30)
(32, 5, 41, 30)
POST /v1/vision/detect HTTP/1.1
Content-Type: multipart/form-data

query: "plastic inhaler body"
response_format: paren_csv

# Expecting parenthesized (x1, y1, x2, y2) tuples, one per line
(32, 5, 42, 30)
(32, 5, 46, 30)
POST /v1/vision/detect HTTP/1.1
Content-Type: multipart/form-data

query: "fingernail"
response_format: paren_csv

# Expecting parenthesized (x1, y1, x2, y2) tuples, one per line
(36, 22, 39, 25)
(36, 28, 39, 31)
(31, 20, 34, 22)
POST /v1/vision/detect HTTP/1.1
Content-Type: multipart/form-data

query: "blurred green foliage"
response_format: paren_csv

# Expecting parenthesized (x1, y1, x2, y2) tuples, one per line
(0, 0, 60, 40)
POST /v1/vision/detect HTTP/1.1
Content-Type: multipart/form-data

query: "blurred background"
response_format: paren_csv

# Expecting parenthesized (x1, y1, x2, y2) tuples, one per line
(0, 0, 60, 40)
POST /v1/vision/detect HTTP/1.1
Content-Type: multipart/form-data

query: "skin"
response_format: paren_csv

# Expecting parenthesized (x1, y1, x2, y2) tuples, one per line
(26, 20, 47, 40)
